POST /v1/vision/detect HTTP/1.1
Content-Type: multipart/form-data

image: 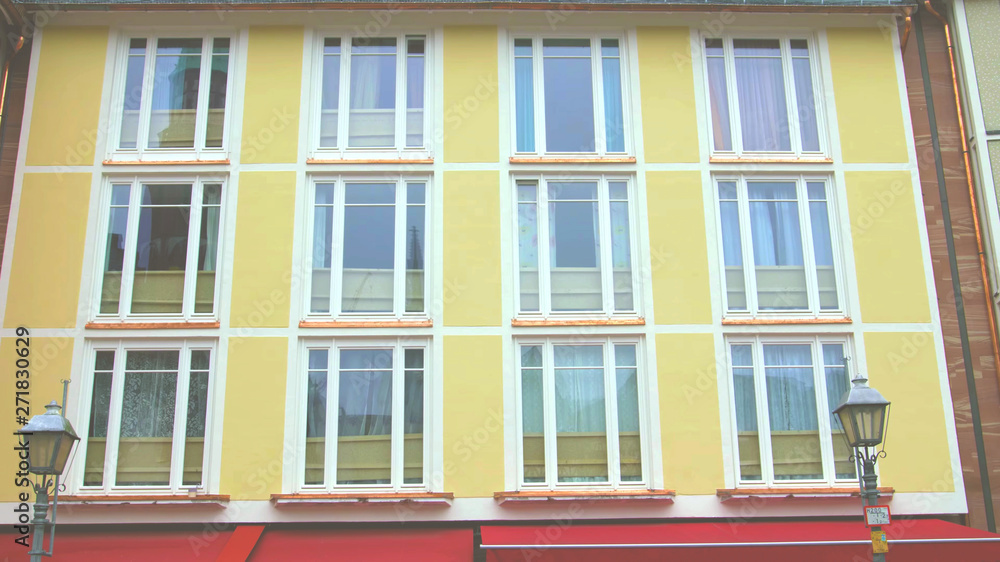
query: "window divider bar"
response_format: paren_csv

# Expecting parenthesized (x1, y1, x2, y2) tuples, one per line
(542, 341, 558, 490)
(603, 340, 622, 488)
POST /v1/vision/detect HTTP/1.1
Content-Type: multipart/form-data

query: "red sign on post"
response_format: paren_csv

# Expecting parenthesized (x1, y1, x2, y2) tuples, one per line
(865, 505, 892, 527)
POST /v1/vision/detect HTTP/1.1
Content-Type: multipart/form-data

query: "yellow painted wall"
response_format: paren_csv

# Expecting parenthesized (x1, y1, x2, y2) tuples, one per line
(219, 337, 289, 499)
(443, 171, 501, 326)
(443, 335, 504, 497)
(863, 332, 954, 492)
(25, 27, 108, 167)
(442, 26, 499, 163)
(845, 171, 930, 323)
(0, 337, 75, 501)
(647, 171, 712, 324)
(230, 172, 295, 328)
(4, 174, 92, 328)
(827, 27, 909, 164)
(241, 27, 303, 164)
(637, 27, 700, 163)
(657, 333, 725, 494)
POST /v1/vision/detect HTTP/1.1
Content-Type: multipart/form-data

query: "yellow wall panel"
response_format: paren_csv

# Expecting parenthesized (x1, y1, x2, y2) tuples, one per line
(637, 27, 700, 163)
(657, 333, 725, 494)
(219, 337, 289, 499)
(845, 171, 930, 323)
(241, 27, 303, 164)
(647, 171, 712, 324)
(230, 172, 295, 328)
(443, 26, 499, 163)
(5, 174, 91, 328)
(863, 332, 954, 492)
(0, 337, 74, 502)
(827, 27, 909, 164)
(443, 171, 501, 326)
(443, 335, 504, 497)
(26, 27, 108, 167)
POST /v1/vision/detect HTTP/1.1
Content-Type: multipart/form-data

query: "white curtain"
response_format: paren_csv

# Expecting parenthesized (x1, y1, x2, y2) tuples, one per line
(763, 344, 818, 432)
(748, 183, 804, 266)
(734, 39, 790, 152)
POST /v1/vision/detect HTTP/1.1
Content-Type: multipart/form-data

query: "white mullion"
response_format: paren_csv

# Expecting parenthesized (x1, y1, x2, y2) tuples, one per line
(181, 181, 203, 318)
(596, 178, 615, 316)
(738, 177, 760, 315)
(105, 344, 127, 491)
(537, 181, 553, 316)
(395, 36, 407, 151)
(533, 38, 546, 154)
(119, 181, 143, 320)
(592, 37, 606, 156)
(780, 38, 802, 156)
(193, 38, 213, 154)
(797, 177, 821, 315)
(754, 339, 776, 486)
(331, 181, 347, 316)
(339, 38, 352, 153)
(723, 38, 744, 157)
(136, 37, 156, 157)
(325, 346, 339, 490)
(393, 180, 406, 317)
(390, 343, 404, 490)
(603, 339, 621, 487)
(542, 342, 558, 489)
(169, 346, 192, 492)
(813, 337, 836, 484)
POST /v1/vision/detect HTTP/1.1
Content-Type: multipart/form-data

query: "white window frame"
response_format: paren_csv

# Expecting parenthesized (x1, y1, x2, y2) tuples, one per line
(725, 334, 858, 488)
(107, 31, 237, 162)
(296, 338, 433, 493)
(304, 175, 431, 320)
(702, 31, 828, 158)
(512, 174, 641, 319)
(92, 175, 227, 322)
(509, 32, 633, 157)
(514, 336, 650, 491)
(73, 339, 218, 495)
(713, 174, 846, 318)
(308, 31, 432, 159)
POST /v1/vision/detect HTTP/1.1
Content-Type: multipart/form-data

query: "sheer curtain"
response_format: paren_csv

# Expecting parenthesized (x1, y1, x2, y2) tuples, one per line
(748, 182, 806, 309)
(763, 344, 821, 480)
(554, 345, 608, 482)
(117, 350, 180, 486)
(337, 349, 393, 485)
(734, 39, 790, 152)
(348, 39, 396, 148)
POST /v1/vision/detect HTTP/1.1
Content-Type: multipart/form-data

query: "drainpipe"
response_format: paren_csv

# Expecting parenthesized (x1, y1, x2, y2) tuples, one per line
(913, 6, 997, 533)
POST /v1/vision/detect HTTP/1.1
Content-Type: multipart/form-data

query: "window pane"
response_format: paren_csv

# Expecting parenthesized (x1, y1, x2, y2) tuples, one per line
(518, 183, 540, 312)
(119, 39, 147, 149)
(549, 183, 602, 311)
(131, 184, 192, 314)
(554, 345, 608, 482)
(808, 182, 838, 310)
(311, 185, 335, 313)
(349, 38, 397, 148)
(337, 349, 392, 485)
(610, 188, 633, 311)
(615, 344, 641, 482)
(601, 40, 625, 153)
(406, 38, 425, 147)
(305, 349, 328, 486)
(84, 351, 115, 486)
(320, 38, 341, 148)
(405, 184, 425, 313)
(403, 349, 424, 484)
(204, 39, 229, 148)
(748, 182, 807, 310)
(543, 39, 595, 152)
(823, 343, 855, 479)
(183, 351, 210, 486)
(521, 346, 544, 483)
(718, 182, 747, 311)
(194, 184, 221, 314)
(731, 344, 761, 481)
(792, 53, 820, 152)
(733, 39, 790, 152)
(148, 38, 203, 149)
(763, 344, 821, 480)
(116, 350, 179, 486)
(101, 185, 131, 314)
(342, 183, 395, 313)
(705, 39, 732, 152)
(514, 40, 535, 153)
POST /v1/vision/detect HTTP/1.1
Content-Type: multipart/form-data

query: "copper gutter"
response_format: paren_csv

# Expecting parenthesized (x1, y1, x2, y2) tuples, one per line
(923, 0, 1000, 396)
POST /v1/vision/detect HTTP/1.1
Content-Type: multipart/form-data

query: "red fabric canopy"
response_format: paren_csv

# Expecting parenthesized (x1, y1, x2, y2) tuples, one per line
(0, 527, 234, 561)
(248, 528, 472, 561)
(481, 519, 1000, 562)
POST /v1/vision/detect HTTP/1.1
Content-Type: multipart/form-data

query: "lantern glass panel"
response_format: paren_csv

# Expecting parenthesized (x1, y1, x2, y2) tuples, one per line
(54, 432, 77, 474)
(28, 432, 59, 474)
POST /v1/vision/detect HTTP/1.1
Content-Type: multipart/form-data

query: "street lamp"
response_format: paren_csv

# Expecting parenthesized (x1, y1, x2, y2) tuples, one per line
(833, 374, 891, 561)
(14, 400, 80, 562)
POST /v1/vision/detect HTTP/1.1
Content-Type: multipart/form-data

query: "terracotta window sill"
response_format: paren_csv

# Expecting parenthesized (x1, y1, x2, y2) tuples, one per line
(494, 490, 674, 504)
(299, 319, 432, 328)
(103, 159, 230, 166)
(59, 494, 229, 506)
(512, 317, 644, 327)
(721, 317, 851, 326)
(306, 158, 433, 164)
(271, 492, 453, 506)
(709, 156, 833, 164)
(86, 321, 220, 330)
(510, 157, 636, 164)
(717, 487, 894, 502)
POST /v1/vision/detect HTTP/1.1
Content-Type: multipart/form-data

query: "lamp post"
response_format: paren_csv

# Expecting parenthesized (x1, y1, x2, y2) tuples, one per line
(833, 374, 891, 561)
(14, 400, 80, 562)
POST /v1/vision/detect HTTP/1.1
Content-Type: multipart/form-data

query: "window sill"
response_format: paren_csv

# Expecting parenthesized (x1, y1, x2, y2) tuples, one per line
(59, 494, 229, 506)
(717, 487, 894, 502)
(306, 157, 434, 165)
(299, 319, 432, 328)
(86, 321, 221, 330)
(709, 156, 833, 164)
(271, 492, 453, 506)
(510, 157, 636, 164)
(102, 159, 230, 166)
(494, 490, 674, 504)
(721, 317, 851, 326)
(512, 317, 644, 327)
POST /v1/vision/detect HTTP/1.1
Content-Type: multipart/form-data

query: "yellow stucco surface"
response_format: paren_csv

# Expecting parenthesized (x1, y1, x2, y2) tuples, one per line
(5, 173, 92, 328)
(26, 27, 108, 167)
(637, 27, 700, 163)
(443, 171, 501, 327)
(229, 172, 295, 328)
(647, 171, 713, 324)
(442, 26, 499, 163)
(241, 27, 303, 164)
(443, 335, 505, 497)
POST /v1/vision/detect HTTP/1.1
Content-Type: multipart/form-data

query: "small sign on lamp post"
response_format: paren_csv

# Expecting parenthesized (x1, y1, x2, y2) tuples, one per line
(865, 505, 892, 527)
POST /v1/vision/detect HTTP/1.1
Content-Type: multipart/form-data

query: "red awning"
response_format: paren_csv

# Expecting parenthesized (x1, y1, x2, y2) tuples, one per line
(247, 528, 472, 561)
(0, 527, 235, 561)
(481, 520, 1000, 561)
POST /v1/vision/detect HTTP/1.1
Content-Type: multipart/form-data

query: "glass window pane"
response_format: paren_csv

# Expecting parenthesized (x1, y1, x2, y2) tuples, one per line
(337, 350, 392, 486)
(183, 352, 210, 486)
(748, 182, 806, 310)
(615, 344, 641, 482)
(116, 350, 179, 486)
(733, 39, 790, 152)
(404, 349, 424, 484)
(792, 55, 820, 152)
(554, 345, 607, 483)
(406, 38, 425, 147)
(706, 44, 733, 152)
(148, 38, 203, 149)
(549, 183, 601, 311)
(194, 185, 221, 314)
(521, 365, 545, 484)
(84, 351, 115, 486)
(405, 185, 425, 313)
(131, 184, 192, 314)
(602, 46, 625, 153)
(543, 39, 595, 152)
(119, 39, 147, 149)
(610, 198, 634, 311)
(518, 184, 539, 312)
(731, 344, 761, 481)
(823, 343, 855, 479)
(719, 190, 747, 311)
(101, 185, 132, 314)
(205, 39, 229, 148)
(311, 185, 334, 313)
(808, 184, 838, 310)
(515, 41, 535, 153)
(763, 344, 821, 480)
(305, 349, 328, 486)
(320, 38, 341, 148)
(349, 38, 397, 148)
(342, 184, 395, 313)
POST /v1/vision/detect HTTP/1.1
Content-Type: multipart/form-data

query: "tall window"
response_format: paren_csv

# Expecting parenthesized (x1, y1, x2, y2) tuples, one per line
(704, 36, 823, 156)
(115, 35, 233, 158)
(516, 176, 637, 317)
(79, 342, 214, 492)
(308, 178, 427, 318)
(716, 176, 841, 316)
(513, 35, 628, 155)
(313, 34, 427, 154)
(302, 341, 427, 491)
(517, 339, 645, 489)
(97, 178, 224, 320)
(727, 337, 856, 486)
